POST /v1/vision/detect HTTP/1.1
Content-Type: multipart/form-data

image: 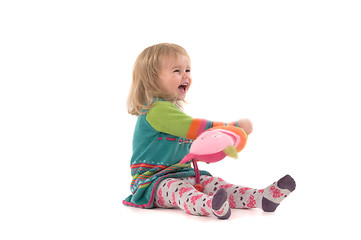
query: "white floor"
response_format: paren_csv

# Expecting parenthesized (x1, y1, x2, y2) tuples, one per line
(1, 1, 361, 239)
(2, 171, 358, 240)
(119, 178, 359, 240)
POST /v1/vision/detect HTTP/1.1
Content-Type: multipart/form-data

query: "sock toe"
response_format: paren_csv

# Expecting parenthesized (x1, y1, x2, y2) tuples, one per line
(211, 188, 228, 210)
(212, 189, 231, 219)
(277, 174, 296, 192)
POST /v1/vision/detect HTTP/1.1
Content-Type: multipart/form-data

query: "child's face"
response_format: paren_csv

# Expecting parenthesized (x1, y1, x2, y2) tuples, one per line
(158, 54, 192, 101)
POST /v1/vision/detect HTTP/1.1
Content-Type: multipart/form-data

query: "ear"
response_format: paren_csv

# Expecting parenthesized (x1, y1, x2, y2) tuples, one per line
(211, 125, 248, 152)
(216, 129, 241, 147)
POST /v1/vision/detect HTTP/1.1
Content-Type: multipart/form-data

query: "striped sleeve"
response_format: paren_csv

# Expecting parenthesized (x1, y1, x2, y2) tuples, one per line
(146, 101, 235, 140)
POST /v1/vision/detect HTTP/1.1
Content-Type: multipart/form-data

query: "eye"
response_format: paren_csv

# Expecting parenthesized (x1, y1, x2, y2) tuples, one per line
(173, 69, 180, 73)
(186, 69, 191, 73)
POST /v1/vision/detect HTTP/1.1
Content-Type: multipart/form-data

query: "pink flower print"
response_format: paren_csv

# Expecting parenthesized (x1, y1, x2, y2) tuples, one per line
(206, 199, 212, 208)
(239, 187, 251, 195)
(179, 187, 193, 198)
(201, 207, 210, 216)
(247, 195, 256, 208)
(172, 192, 177, 206)
(167, 180, 177, 189)
(219, 184, 233, 189)
(183, 203, 192, 214)
(191, 194, 203, 206)
(214, 207, 225, 216)
(270, 186, 284, 198)
(157, 188, 165, 207)
(201, 178, 213, 188)
(258, 189, 264, 194)
(229, 195, 236, 208)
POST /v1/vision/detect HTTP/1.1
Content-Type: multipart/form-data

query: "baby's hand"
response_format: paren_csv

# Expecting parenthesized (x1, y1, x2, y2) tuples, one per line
(237, 119, 253, 135)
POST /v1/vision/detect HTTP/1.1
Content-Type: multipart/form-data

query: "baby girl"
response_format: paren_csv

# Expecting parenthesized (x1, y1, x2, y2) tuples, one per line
(123, 43, 296, 219)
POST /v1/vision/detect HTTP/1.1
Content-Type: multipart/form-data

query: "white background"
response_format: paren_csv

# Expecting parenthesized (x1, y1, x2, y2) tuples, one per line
(1, 0, 361, 239)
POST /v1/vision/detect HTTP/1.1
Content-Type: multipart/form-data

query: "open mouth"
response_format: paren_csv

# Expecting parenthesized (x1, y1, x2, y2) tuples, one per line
(178, 83, 188, 92)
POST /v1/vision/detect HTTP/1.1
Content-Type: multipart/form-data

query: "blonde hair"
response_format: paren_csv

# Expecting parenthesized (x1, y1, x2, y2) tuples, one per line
(127, 43, 190, 116)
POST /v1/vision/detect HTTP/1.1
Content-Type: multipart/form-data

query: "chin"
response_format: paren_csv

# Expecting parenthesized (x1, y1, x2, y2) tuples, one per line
(177, 95, 186, 101)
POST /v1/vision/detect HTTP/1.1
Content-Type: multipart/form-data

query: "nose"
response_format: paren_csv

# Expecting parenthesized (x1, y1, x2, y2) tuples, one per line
(183, 71, 190, 79)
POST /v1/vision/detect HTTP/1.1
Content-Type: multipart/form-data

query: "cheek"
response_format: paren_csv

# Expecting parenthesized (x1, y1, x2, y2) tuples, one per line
(158, 75, 171, 90)
(160, 79, 177, 94)
(157, 79, 167, 92)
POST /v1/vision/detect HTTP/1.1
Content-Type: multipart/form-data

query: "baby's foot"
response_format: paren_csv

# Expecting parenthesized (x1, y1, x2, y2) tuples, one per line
(261, 174, 296, 212)
(212, 188, 231, 219)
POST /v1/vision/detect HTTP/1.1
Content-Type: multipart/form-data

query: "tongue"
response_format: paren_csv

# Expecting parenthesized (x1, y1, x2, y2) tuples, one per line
(178, 86, 186, 92)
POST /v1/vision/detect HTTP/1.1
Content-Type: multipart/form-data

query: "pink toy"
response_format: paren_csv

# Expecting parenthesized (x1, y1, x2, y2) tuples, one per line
(179, 125, 248, 191)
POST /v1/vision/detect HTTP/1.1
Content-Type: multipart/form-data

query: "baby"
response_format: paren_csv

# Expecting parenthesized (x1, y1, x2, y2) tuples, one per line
(123, 43, 296, 219)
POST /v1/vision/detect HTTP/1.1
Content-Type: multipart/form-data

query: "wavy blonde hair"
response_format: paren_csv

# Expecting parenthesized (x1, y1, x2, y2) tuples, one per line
(127, 43, 190, 116)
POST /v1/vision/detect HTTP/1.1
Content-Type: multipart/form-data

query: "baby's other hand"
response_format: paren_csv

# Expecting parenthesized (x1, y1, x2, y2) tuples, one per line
(237, 119, 253, 135)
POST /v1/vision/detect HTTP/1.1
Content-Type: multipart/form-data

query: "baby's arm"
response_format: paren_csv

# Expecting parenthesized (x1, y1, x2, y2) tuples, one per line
(146, 101, 241, 140)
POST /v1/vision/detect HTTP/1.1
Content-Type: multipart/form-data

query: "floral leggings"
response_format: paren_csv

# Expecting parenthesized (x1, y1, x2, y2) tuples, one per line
(154, 175, 296, 218)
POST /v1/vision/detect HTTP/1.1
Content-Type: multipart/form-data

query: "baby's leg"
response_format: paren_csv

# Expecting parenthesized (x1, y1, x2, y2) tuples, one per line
(154, 178, 231, 219)
(200, 175, 296, 212)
